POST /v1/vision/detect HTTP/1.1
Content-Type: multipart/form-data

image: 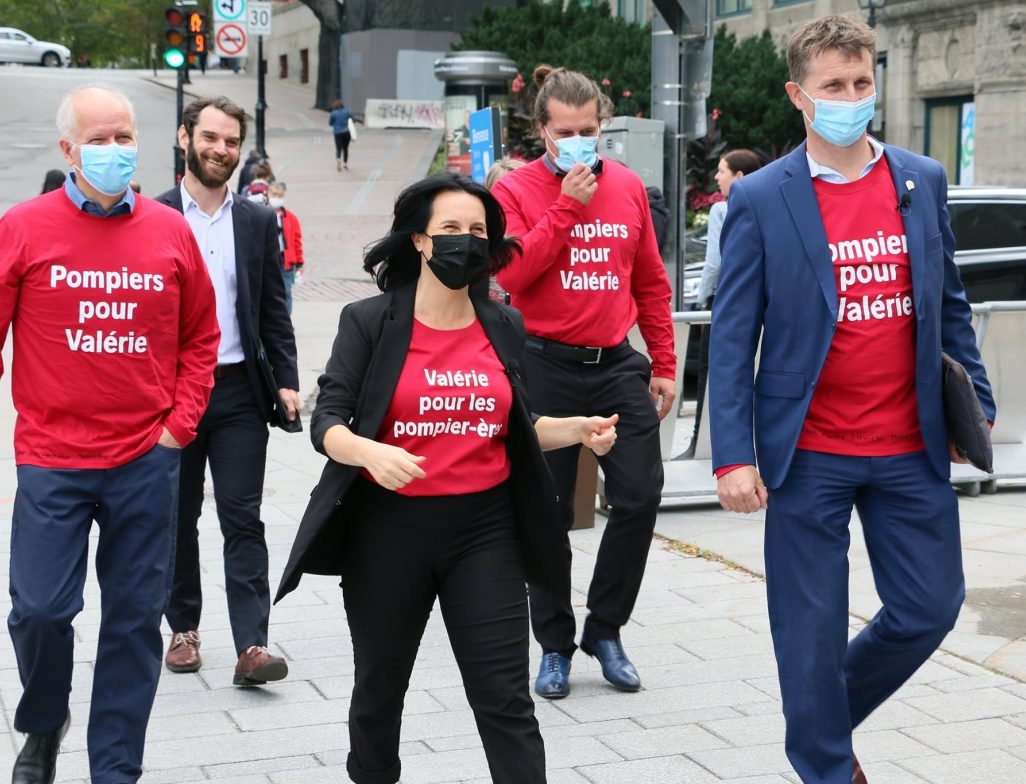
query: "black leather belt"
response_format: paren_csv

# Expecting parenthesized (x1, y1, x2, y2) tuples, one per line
(525, 336, 630, 365)
(213, 362, 247, 380)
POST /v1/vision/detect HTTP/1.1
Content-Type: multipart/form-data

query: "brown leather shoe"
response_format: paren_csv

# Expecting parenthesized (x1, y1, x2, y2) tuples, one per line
(233, 645, 288, 686)
(852, 755, 868, 784)
(165, 630, 201, 673)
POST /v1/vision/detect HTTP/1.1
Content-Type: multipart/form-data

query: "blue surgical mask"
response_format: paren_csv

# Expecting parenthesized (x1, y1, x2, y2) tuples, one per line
(545, 127, 599, 171)
(72, 142, 138, 196)
(799, 86, 877, 148)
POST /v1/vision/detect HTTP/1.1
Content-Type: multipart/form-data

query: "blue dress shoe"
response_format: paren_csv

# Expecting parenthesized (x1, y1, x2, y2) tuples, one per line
(534, 652, 571, 699)
(580, 634, 641, 692)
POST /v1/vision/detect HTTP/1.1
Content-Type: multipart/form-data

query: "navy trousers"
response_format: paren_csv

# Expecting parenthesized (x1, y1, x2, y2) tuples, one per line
(522, 345, 663, 655)
(765, 449, 963, 784)
(7, 444, 181, 784)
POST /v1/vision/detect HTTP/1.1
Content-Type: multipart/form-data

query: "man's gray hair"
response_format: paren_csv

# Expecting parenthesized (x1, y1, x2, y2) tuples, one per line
(55, 85, 138, 141)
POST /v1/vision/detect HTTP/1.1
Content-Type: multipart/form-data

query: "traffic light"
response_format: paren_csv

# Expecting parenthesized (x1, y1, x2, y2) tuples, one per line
(188, 12, 206, 56)
(163, 6, 187, 69)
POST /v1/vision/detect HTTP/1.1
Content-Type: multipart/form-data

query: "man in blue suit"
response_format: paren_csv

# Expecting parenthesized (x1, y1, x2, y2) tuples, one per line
(709, 15, 994, 784)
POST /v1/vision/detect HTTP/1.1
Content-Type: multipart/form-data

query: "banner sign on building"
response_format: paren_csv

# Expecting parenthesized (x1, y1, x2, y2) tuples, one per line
(469, 106, 503, 185)
(959, 102, 975, 186)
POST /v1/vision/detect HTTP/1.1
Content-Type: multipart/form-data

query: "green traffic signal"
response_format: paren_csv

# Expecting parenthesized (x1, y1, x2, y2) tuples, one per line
(164, 48, 186, 69)
(164, 5, 187, 70)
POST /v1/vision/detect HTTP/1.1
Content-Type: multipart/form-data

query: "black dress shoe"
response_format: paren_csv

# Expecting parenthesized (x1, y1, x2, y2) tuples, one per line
(12, 715, 70, 784)
(580, 633, 641, 692)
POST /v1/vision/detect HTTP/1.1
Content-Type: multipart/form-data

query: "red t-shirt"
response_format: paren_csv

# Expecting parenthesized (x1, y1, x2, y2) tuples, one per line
(798, 157, 924, 455)
(371, 318, 513, 496)
(0, 191, 220, 468)
(491, 157, 676, 379)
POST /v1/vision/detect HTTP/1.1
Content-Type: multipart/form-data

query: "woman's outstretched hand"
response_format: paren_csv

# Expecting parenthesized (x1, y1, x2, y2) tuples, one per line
(581, 413, 618, 456)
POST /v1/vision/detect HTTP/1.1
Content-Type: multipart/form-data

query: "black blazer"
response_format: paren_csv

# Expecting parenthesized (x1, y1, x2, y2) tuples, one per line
(155, 186, 299, 421)
(275, 283, 569, 602)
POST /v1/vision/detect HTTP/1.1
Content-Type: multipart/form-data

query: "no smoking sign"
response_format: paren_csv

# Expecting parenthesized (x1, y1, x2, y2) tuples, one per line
(215, 22, 248, 57)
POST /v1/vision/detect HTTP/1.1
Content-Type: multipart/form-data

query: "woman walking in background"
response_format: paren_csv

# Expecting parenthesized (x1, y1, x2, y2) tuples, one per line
(329, 100, 356, 171)
(687, 149, 762, 456)
(275, 172, 618, 784)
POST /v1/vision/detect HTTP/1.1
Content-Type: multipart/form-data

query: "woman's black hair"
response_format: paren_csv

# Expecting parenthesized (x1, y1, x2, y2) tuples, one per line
(41, 169, 66, 194)
(364, 172, 521, 292)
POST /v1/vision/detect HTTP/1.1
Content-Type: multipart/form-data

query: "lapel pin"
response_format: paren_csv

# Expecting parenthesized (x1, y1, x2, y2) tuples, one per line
(906, 180, 916, 191)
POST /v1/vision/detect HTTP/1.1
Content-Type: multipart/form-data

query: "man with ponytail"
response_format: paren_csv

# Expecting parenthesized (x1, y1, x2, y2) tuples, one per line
(492, 65, 676, 699)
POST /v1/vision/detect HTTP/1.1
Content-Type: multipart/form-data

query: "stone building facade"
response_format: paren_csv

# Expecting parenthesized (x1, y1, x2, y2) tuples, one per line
(714, 0, 1026, 185)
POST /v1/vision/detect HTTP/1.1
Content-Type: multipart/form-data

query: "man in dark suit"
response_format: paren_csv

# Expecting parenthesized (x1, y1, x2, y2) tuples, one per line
(156, 96, 301, 687)
(709, 16, 993, 784)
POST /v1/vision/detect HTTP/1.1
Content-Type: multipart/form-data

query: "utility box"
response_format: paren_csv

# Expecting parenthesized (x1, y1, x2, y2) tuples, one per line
(599, 116, 665, 191)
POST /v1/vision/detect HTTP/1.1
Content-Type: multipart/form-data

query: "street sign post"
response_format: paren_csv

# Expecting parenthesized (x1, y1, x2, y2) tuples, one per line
(213, 0, 246, 22)
(468, 106, 502, 185)
(215, 22, 248, 58)
(248, 2, 272, 35)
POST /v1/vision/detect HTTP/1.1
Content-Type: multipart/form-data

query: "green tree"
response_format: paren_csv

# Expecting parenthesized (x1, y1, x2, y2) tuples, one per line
(707, 25, 803, 158)
(455, 0, 651, 157)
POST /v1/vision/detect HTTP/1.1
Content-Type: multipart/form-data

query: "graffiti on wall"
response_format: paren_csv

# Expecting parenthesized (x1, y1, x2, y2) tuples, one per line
(364, 99, 445, 129)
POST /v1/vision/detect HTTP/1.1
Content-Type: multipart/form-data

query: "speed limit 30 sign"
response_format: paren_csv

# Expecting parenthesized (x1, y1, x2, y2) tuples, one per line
(248, 2, 272, 35)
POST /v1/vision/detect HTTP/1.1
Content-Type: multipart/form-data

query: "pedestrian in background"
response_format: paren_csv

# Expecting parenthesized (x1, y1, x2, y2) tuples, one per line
(40, 168, 65, 194)
(243, 161, 272, 203)
(269, 180, 304, 314)
(710, 15, 994, 784)
(276, 172, 618, 784)
(329, 99, 356, 171)
(1, 85, 219, 784)
(156, 95, 301, 689)
(237, 148, 267, 194)
(484, 157, 525, 303)
(485, 156, 525, 190)
(491, 65, 676, 699)
(686, 148, 761, 457)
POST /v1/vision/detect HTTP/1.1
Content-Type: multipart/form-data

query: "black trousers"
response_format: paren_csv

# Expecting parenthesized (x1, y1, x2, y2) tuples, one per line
(523, 345, 663, 655)
(334, 132, 351, 163)
(342, 479, 545, 784)
(165, 375, 271, 654)
(691, 294, 714, 445)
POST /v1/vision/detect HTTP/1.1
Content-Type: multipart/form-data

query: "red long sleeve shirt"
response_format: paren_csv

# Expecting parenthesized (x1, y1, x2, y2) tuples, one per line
(799, 157, 923, 455)
(492, 157, 676, 379)
(0, 190, 220, 468)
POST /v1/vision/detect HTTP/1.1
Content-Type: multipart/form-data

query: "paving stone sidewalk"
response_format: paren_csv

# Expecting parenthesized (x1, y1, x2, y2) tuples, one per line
(1, 71, 1026, 783)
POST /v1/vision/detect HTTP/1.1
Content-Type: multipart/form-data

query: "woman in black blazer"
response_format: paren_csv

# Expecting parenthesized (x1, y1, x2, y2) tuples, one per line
(276, 173, 618, 784)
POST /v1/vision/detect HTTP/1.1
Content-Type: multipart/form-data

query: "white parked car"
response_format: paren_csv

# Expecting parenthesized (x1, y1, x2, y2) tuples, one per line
(0, 27, 71, 67)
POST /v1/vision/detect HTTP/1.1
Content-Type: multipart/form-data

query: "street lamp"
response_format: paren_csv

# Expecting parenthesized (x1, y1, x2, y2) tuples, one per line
(857, 0, 887, 29)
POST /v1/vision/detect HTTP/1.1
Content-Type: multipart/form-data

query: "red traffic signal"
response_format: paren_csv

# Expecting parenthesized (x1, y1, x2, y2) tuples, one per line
(165, 7, 185, 26)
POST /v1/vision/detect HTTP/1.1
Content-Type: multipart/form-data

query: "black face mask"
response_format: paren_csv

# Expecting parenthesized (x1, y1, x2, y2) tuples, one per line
(424, 233, 490, 290)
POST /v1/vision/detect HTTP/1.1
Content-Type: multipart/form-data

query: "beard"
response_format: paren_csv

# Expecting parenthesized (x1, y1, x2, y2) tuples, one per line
(186, 143, 239, 188)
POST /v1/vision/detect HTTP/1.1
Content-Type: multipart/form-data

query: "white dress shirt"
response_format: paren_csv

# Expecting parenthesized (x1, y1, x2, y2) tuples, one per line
(180, 182, 246, 364)
(806, 135, 885, 183)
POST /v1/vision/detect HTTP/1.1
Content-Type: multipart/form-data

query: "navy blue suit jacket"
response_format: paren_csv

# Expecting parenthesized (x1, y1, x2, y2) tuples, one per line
(709, 142, 995, 489)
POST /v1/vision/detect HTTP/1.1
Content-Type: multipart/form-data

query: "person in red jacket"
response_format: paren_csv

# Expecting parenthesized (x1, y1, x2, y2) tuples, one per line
(0, 85, 219, 784)
(491, 65, 677, 699)
(269, 181, 304, 314)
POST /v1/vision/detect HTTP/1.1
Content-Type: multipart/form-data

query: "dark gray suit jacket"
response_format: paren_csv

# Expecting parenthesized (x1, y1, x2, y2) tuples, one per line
(155, 186, 299, 422)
